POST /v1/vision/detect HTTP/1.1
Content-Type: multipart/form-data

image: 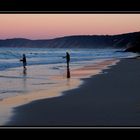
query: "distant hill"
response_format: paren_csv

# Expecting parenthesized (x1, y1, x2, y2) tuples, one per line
(124, 41, 140, 53)
(0, 32, 140, 50)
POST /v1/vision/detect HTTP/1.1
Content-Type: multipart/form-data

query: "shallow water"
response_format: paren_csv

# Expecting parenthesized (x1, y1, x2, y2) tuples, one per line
(0, 47, 136, 71)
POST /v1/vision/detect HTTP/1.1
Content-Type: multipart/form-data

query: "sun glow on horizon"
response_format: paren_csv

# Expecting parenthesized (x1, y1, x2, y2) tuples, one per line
(0, 14, 140, 39)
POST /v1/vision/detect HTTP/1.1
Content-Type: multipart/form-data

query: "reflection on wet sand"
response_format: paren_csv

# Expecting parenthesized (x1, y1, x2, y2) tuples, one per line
(0, 59, 119, 106)
(23, 68, 27, 91)
(0, 59, 119, 125)
(67, 66, 70, 79)
(23, 68, 27, 76)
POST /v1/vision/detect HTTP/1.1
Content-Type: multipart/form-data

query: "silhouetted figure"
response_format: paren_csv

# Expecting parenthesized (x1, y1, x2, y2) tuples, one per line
(20, 54, 27, 69)
(67, 66, 71, 78)
(63, 52, 70, 68)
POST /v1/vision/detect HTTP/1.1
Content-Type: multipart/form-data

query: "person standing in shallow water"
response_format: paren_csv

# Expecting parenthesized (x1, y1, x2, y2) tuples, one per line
(64, 52, 70, 68)
(63, 52, 70, 78)
(63, 51, 71, 78)
(63, 51, 70, 67)
(20, 54, 27, 70)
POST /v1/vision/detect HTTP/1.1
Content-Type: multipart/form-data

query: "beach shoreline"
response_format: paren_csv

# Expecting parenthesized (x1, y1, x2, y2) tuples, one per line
(0, 58, 119, 126)
(4, 57, 140, 126)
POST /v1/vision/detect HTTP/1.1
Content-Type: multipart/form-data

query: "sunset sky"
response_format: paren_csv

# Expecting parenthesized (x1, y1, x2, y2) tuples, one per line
(0, 14, 140, 39)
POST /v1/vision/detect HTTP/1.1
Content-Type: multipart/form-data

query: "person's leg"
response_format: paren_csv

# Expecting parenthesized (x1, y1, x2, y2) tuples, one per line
(67, 61, 69, 68)
(23, 63, 26, 69)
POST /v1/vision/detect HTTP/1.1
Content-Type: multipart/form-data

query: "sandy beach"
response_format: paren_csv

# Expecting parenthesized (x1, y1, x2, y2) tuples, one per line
(3, 58, 140, 127)
(0, 59, 118, 126)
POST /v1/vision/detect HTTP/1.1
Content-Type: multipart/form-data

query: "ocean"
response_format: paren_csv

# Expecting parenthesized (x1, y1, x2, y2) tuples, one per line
(0, 47, 136, 71)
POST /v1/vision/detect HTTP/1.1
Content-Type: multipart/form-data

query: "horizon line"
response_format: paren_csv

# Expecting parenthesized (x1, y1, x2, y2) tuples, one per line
(1, 30, 140, 40)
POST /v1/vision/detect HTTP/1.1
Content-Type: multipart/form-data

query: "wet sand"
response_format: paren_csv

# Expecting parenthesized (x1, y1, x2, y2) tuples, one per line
(0, 59, 118, 125)
(5, 58, 140, 127)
